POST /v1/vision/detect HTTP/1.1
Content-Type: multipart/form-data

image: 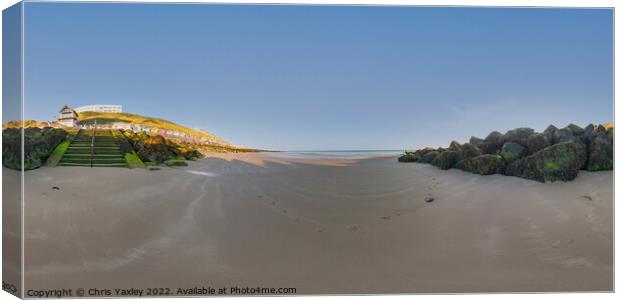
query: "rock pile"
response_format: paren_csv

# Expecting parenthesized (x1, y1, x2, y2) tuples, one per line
(2, 127, 68, 170)
(120, 130, 202, 164)
(398, 123, 613, 182)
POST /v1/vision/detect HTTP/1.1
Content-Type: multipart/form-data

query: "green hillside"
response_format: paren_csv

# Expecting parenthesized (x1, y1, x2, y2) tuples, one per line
(77, 111, 229, 145)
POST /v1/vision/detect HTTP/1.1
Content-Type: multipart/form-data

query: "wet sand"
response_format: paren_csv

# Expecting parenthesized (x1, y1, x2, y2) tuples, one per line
(9, 152, 613, 293)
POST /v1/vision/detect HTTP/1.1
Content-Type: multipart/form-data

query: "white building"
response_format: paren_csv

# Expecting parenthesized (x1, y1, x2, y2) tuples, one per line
(58, 104, 79, 127)
(75, 104, 122, 113)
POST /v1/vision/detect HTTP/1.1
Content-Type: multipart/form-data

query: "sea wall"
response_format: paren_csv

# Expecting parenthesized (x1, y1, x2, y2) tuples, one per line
(398, 123, 613, 182)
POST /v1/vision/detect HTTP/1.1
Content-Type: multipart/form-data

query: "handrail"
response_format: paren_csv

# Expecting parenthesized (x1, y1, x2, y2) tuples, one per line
(90, 125, 97, 168)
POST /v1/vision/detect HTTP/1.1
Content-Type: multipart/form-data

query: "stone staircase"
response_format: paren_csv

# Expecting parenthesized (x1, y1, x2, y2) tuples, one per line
(59, 129, 127, 167)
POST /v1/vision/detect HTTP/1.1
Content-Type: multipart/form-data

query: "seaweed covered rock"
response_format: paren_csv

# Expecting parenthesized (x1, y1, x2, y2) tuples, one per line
(170, 146, 202, 161)
(126, 132, 203, 164)
(587, 130, 613, 171)
(500, 142, 527, 164)
(2, 127, 68, 170)
(398, 152, 418, 162)
(448, 141, 462, 152)
(479, 131, 504, 154)
(552, 128, 576, 144)
(543, 125, 558, 138)
(566, 124, 584, 136)
(399, 147, 440, 163)
(420, 151, 440, 163)
(469, 136, 483, 148)
(460, 143, 482, 160)
(502, 128, 534, 146)
(455, 154, 506, 175)
(431, 151, 460, 170)
(526, 133, 551, 154)
(134, 135, 171, 163)
(505, 142, 587, 182)
(398, 122, 612, 182)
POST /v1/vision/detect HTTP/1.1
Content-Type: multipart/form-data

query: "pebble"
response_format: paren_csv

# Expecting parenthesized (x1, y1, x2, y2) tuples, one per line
(424, 196, 434, 203)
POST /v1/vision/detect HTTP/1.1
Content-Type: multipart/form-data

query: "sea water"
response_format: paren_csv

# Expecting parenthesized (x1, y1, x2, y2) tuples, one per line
(265, 150, 403, 160)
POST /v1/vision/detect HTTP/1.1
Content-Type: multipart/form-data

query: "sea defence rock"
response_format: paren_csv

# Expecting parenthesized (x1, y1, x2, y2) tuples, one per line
(526, 133, 551, 154)
(122, 131, 203, 164)
(479, 131, 504, 154)
(399, 123, 613, 182)
(505, 142, 586, 182)
(502, 128, 534, 146)
(455, 154, 506, 175)
(2, 127, 68, 170)
(460, 143, 482, 160)
(587, 130, 613, 171)
(499, 142, 527, 164)
(431, 151, 460, 170)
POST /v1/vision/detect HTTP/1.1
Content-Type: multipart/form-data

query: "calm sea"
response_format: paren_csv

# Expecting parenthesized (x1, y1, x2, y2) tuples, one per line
(264, 150, 403, 160)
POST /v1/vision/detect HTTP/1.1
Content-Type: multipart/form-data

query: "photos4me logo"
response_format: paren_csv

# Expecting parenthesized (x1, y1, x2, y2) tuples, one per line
(2, 281, 18, 295)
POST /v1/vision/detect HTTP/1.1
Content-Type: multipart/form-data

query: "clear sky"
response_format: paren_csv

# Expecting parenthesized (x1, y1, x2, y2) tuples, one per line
(22, 3, 612, 150)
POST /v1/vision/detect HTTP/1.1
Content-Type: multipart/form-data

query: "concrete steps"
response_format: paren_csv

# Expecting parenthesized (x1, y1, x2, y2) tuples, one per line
(59, 129, 128, 167)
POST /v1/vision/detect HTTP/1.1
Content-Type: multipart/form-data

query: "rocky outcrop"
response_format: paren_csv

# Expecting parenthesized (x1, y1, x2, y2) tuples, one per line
(526, 133, 551, 154)
(500, 142, 527, 164)
(460, 143, 482, 160)
(2, 127, 68, 170)
(398, 123, 613, 182)
(455, 154, 506, 175)
(479, 131, 503, 154)
(122, 130, 203, 164)
(502, 128, 534, 146)
(431, 151, 460, 170)
(587, 129, 613, 171)
(505, 142, 586, 182)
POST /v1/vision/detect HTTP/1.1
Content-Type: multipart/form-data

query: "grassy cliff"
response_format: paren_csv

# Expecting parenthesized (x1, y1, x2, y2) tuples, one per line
(76, 111, 229, 145)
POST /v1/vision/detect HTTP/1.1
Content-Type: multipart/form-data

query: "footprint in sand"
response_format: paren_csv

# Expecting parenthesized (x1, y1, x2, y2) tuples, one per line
(282, 209, 287, 213)
(581, 195, 593, 201)
(382, 216, 391, 220)
(317, 229, 323, 233)
(258, 195, 263, 199)
(295, 218, 300, 222)
(395, 212, 402, 216)
(271, 202, 276, 206)
(346, 225, 359, 231)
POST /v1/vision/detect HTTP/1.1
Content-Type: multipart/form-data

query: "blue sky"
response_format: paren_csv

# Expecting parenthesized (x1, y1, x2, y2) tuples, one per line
(22, 3, 612, 150)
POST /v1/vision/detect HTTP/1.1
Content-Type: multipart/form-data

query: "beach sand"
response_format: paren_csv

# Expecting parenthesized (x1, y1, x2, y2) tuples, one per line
(8, 152, 612, 294)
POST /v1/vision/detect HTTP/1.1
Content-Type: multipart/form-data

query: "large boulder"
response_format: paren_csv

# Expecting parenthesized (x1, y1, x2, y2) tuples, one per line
(543, 124, 558, 137)
(566, 124, 584, 136)
(505, 142, 587, 182)
(469, 136, 483, 148)
(479, 131, 504, 154)
(502, 128, 534, 146)
(399, 147, 437, 163)
(448, 141, 462, 152)
(460, 143, 482, 160)
(398, 152, 417, 162)
(455, 154, 506, 175)
(552, 128, 576, 144)
(500, 142, 527, 164)
(420, 150, 439, 164)
(586, 130, 613, 171)
(581, 124, 596, 146)
(526, 133, 551, 154)
(431, 151, 460, 170)
(135, 135, 173, 163)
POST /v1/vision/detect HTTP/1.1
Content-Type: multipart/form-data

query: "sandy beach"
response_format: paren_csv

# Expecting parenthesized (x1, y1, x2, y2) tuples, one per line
(9, 152, 612, 294)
